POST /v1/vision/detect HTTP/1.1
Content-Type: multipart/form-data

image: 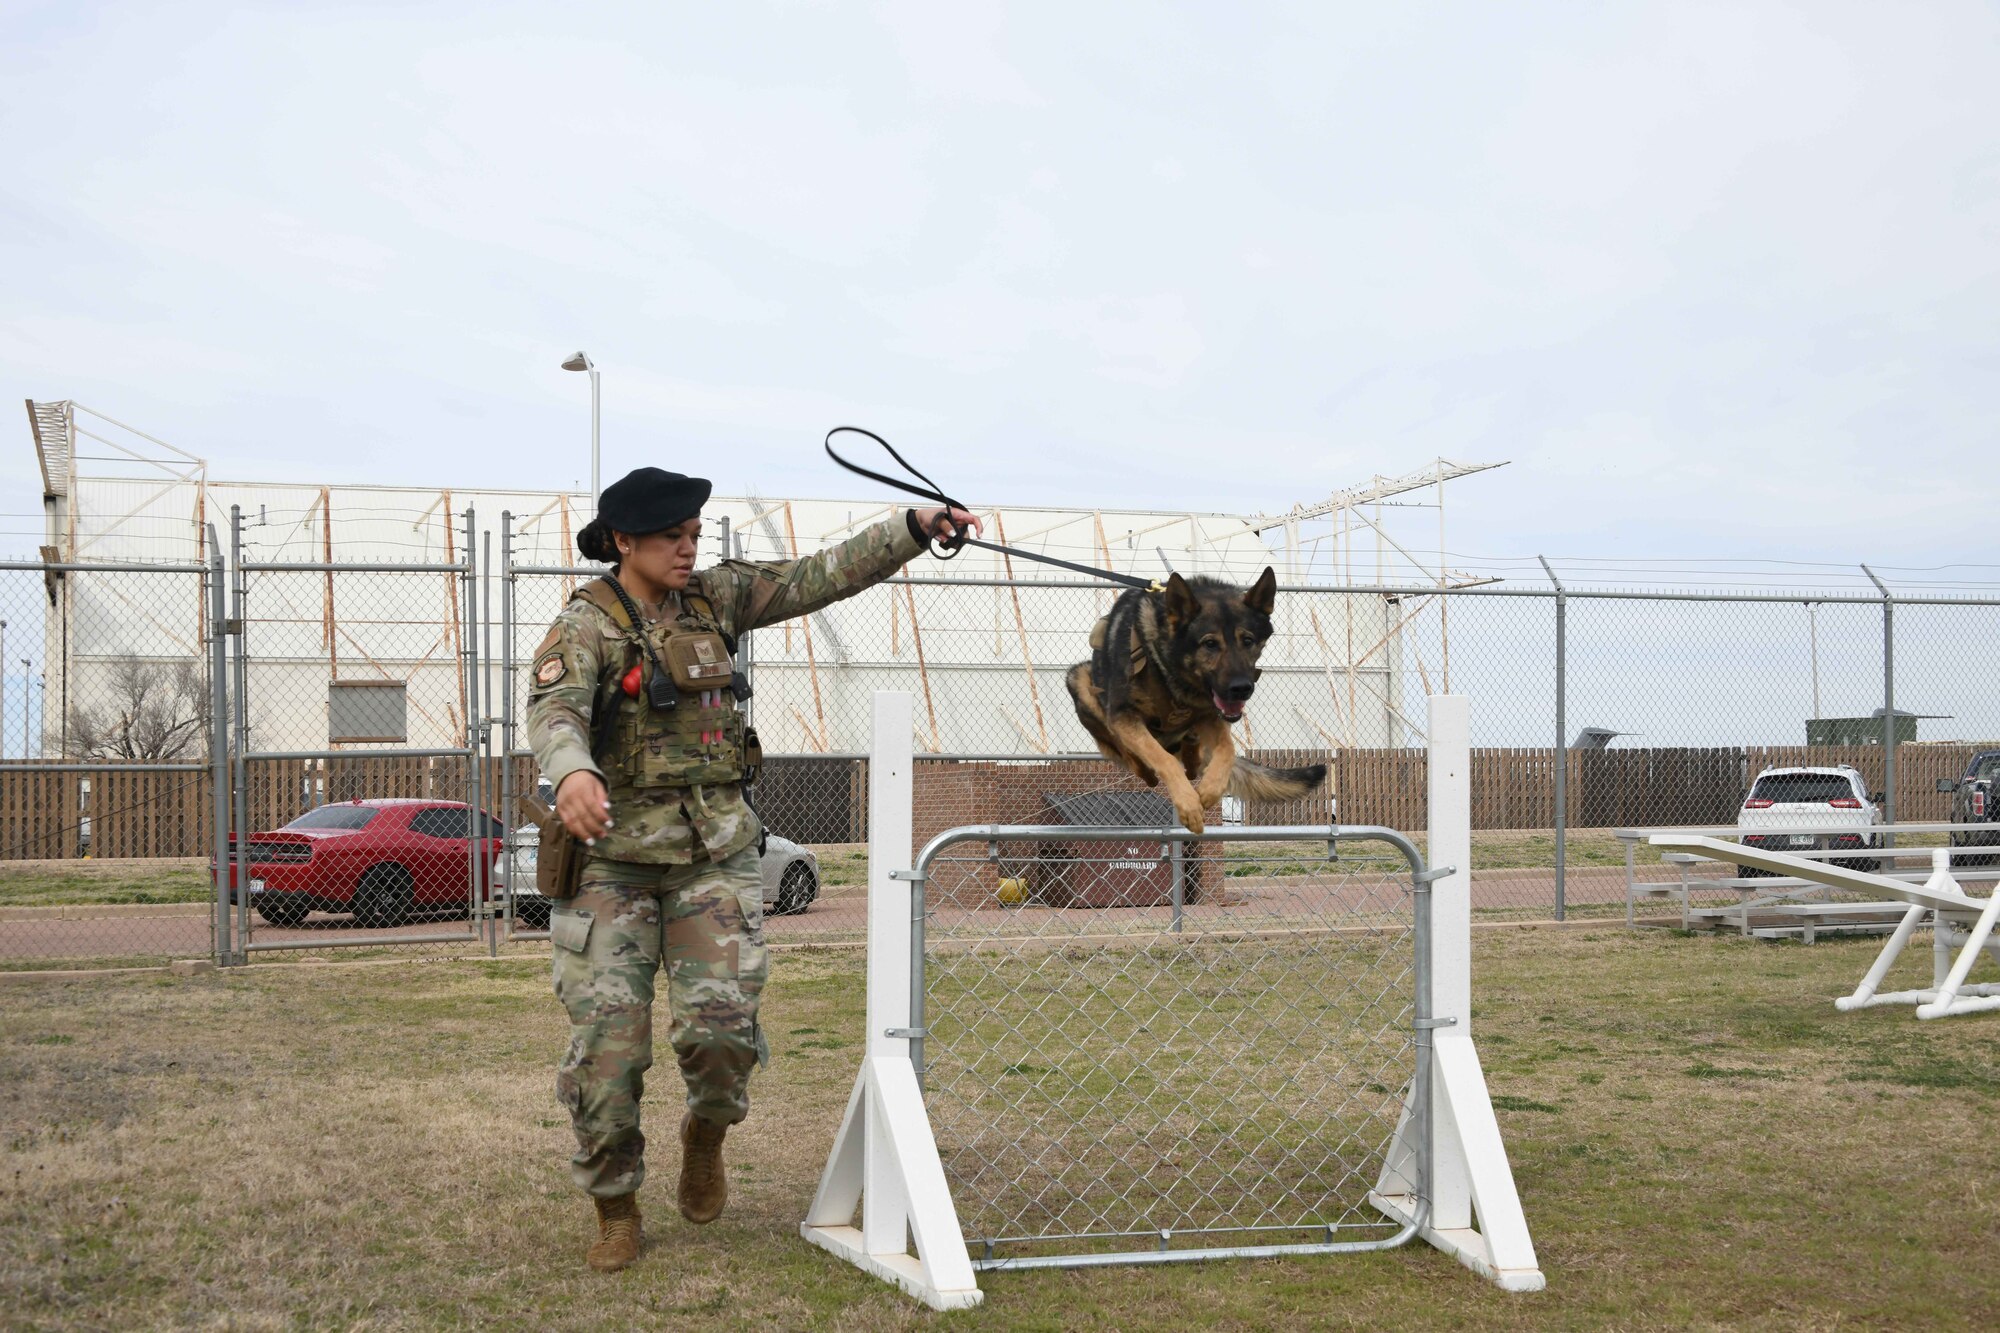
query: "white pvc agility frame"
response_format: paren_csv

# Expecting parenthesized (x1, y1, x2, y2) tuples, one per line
(1653, 837, 2000, 1020)
(802, 691, 1542, 1307)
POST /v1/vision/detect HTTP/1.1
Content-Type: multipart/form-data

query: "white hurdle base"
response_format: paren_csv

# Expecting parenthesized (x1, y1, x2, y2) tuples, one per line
(1371, 1034, 1546, 1292)
(801, 1058, 981, 1311)
(1372, 695, 1545, 1293)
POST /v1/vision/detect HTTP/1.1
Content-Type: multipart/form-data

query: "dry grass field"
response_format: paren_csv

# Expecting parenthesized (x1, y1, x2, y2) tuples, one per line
(3, 927, 1998, 1330)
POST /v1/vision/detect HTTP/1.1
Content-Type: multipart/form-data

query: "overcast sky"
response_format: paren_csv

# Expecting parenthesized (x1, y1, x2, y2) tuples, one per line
(4, 1, 1996, 584)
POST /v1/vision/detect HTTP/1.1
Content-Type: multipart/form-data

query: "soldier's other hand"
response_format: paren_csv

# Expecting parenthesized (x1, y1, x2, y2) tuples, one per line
(556, 771, 614, 842)
(916, 505, 982, 546)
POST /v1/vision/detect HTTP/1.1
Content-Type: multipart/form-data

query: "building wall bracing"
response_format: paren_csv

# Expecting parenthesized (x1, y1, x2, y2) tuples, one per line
(39, 476, 1398, 756)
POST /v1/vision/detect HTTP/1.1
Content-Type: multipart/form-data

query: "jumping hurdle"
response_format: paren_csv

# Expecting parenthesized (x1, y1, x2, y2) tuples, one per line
(801, 691, 1542, 1308)
(1652, 836, 2000, 1020)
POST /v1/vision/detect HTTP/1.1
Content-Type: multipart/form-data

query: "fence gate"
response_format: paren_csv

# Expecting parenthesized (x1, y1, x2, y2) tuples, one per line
(220, 505, 492, 960)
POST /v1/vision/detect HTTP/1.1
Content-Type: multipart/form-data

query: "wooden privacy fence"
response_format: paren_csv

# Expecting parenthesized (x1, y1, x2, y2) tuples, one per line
(0, 761, 211, 861)
(0, 756, 498, 861)
(1331, 743, 1991, 831)
(0, 744, 1991, 859)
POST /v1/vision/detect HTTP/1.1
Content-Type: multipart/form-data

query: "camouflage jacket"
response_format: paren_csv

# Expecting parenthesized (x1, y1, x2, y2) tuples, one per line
(525, 514, 924, 864)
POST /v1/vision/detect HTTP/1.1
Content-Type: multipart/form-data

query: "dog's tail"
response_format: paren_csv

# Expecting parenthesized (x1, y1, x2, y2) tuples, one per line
(1226, 757, 1329, 802)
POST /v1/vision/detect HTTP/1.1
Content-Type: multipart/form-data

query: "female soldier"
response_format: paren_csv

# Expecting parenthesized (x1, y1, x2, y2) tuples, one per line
(524, 465, 976, 1273)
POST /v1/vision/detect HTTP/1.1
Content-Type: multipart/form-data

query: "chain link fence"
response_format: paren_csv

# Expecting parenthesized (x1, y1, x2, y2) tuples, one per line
(0, 552, 221, 970)
(5, 502, 1999, 970)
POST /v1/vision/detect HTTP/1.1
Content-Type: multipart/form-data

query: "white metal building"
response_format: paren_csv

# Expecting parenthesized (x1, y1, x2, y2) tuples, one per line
(25, 400, 1502, 756)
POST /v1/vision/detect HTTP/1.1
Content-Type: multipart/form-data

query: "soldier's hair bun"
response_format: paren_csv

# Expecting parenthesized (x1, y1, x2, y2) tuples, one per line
(576, 518, 619, 566)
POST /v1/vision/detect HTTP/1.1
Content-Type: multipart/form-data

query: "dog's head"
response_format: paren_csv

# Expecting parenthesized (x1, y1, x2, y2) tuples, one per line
(1161, 567, 1278, 723)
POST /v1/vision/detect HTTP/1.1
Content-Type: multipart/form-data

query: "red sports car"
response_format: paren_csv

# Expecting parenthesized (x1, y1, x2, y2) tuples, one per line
(214, 799, 505, 928)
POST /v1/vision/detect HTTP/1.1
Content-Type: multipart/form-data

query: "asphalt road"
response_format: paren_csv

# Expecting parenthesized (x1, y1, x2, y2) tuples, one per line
(0, 866, 1633, 967)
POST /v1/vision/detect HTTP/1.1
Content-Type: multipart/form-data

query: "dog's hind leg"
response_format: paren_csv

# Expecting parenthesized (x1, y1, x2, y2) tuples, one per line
(1108, 713, 1208, 834)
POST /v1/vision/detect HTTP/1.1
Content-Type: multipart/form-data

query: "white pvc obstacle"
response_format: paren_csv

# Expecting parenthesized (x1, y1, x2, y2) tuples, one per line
(1653, 836, 2000, 1020)
(801, 691, 1542, 1307)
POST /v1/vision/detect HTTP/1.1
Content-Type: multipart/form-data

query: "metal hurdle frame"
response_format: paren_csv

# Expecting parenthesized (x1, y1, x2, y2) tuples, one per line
(800, 691, 1542, 1308)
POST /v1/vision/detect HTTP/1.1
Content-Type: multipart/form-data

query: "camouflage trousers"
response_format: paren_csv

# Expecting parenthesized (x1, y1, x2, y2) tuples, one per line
(550, 845, 769, 1198)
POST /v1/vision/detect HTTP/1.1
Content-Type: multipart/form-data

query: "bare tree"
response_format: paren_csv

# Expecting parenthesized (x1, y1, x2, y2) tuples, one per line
(63, 656, 211, 762)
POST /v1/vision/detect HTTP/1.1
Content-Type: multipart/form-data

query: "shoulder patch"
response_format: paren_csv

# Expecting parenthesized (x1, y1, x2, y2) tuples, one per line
(533, 650, 567, 688)
(532, 626, 561, 660)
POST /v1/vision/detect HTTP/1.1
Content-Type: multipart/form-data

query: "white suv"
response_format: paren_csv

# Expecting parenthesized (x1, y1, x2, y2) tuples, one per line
(1735, 764, 1883, 875)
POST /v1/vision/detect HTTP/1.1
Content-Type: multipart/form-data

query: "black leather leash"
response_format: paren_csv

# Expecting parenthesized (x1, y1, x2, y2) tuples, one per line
(823, 425, 1164, 593)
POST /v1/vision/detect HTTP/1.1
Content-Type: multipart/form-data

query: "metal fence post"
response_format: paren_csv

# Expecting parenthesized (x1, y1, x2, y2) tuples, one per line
(229, 506, 251, 965)
(461, 507, 486, 952)
(733, 531, 753, 724)
(500, 511, 515, 939)
(1538, 556, 1566, 920)
(480, 515, 499, 955)
(1862, 565, 1896, 841)
(206, 527, 231, 965)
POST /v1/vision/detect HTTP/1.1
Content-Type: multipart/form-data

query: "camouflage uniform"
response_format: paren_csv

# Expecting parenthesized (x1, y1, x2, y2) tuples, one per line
(527, 516, 924, 1197)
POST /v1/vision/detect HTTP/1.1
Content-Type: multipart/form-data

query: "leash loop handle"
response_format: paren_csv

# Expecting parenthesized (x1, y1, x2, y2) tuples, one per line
(821, 424, 1165, 591)
(824, 425, 969, 560)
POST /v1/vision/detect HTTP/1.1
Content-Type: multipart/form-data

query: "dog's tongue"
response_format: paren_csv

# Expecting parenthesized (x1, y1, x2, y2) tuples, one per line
(1214, 693, 1245, 722)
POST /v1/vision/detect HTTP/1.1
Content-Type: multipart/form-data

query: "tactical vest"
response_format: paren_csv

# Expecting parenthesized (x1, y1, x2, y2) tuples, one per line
(573, 576, 757, 792)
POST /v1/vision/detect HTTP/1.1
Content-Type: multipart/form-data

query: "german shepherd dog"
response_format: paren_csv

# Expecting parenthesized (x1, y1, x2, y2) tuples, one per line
(1066, 568, 1328, 835)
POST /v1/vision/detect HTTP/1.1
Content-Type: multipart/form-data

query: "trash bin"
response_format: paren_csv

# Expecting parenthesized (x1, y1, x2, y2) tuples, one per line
(1027, 790, 1194, 909)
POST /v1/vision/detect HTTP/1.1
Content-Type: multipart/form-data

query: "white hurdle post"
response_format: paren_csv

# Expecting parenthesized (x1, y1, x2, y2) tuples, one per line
(801, 690, 981, 1311)
(1371, 694, 1545, 1292)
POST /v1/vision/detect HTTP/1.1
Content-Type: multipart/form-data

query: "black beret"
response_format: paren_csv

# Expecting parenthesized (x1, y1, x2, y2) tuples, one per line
(598, 467, 711, 535)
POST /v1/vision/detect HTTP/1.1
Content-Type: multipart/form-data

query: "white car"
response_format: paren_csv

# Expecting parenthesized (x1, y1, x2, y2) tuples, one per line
(1735, 764, 1883, 876)
(493, 784, 821, 929)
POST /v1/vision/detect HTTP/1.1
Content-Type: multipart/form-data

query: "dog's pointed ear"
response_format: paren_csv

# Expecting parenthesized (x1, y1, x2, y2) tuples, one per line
(1243, 566, 1277, 616)
(1161, 572, 1198, 624)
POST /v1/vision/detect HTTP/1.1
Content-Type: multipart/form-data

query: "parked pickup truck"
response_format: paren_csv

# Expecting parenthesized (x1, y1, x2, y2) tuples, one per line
(1938, 749, 2000, 865)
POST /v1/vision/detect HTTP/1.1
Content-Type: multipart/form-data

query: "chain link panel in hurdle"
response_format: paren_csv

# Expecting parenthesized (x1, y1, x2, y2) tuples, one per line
(911, 821, 1429, 1268)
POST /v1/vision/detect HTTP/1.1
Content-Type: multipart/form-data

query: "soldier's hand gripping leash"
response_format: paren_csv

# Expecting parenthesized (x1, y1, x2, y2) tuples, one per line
(826, 425, 1326, 836)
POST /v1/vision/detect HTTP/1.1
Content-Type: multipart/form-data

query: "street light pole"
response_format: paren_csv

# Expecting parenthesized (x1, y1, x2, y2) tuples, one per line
(561, 352, 601, 511)
(20, 658, 31, 759)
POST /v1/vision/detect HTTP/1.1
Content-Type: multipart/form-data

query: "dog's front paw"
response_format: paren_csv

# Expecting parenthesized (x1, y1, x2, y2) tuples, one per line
(1171, 790, 1207, 836)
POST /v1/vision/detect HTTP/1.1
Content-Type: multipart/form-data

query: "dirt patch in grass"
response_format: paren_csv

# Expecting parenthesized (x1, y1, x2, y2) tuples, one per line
(1, 930, 1997, 1329)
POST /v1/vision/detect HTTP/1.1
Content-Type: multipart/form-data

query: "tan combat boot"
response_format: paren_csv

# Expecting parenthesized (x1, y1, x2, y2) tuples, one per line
(678, 1112, 730, 1224)
(586, 1193, 642, 1272)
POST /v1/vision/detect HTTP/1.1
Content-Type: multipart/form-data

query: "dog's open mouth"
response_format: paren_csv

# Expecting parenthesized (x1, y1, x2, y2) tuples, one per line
(1213, 692, 1246, 723)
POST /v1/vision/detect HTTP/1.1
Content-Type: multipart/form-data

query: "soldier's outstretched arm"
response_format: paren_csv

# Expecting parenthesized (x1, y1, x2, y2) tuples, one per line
(701, 512, 920, 636)
(703, 506, 981, 636)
